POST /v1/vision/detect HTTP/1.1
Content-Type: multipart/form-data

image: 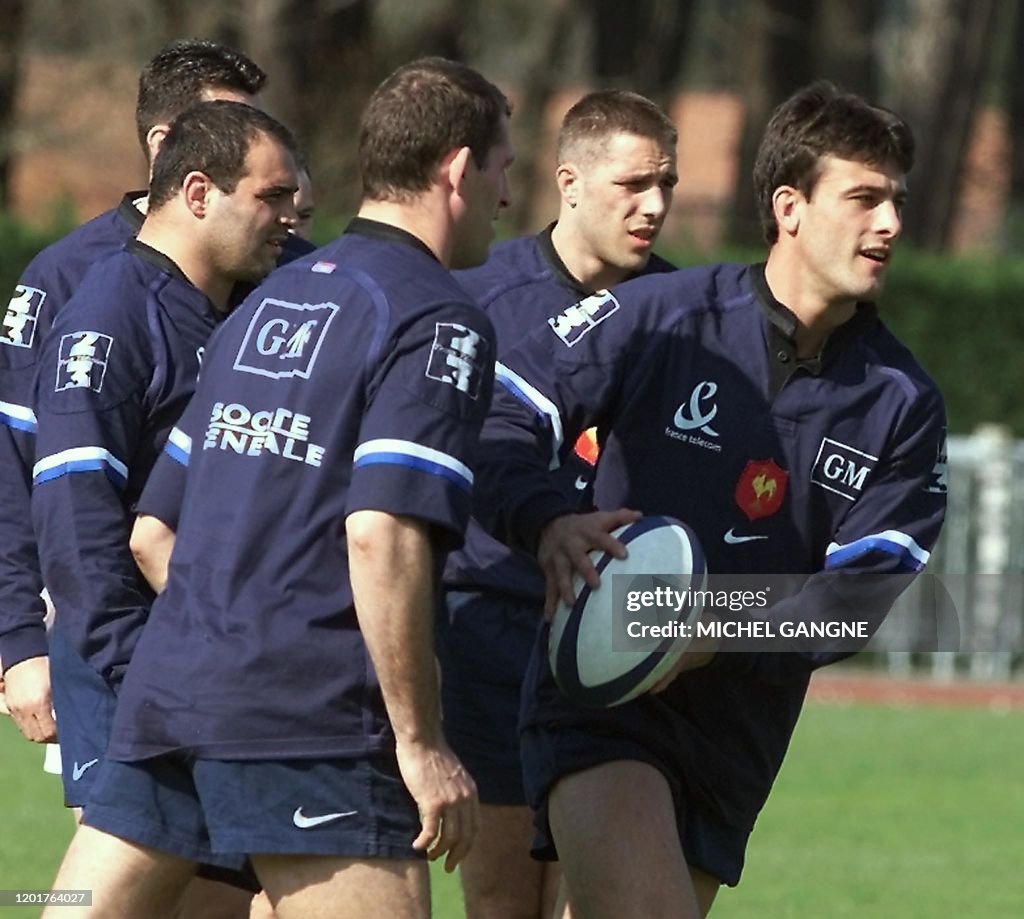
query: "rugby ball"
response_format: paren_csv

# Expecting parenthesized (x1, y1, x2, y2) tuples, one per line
(548, 515, 706, 707)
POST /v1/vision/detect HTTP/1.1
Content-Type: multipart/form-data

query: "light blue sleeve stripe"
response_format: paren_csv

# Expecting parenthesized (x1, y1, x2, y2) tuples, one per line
(353, 438, 473, 492)
(33, 446, 129, 488)
(164, 427, 192, 466)
(494, 362, 563, 470)
(0, 400, 37, 434)
(825, 529, 930, 572)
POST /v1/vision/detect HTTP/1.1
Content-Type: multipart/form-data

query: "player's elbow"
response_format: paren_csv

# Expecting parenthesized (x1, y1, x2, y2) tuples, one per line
(130, 514, 175, 593)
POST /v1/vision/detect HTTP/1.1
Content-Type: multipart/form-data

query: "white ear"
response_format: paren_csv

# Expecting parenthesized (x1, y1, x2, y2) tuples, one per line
(146, 124, 170, 170)
(181, 171, 213, 217)
(772, 185, 802, 237)
(556, 163, 579, 207)
(444, 146, 474, 195)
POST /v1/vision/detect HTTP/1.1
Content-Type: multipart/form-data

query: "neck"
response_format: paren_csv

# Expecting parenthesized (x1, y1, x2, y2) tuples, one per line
(357, 197, 450, 267)
(136, 215, 231, 312)
(550, 216, 631, 292)
(763, 249, 856, 358)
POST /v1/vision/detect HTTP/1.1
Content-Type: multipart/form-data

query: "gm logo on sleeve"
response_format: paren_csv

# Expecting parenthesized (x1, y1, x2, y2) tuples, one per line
(811, 438, 878, 501)
(233, 298, 339, 380)
(55, 331, 114, 393)
(2, 285, 46, 349)
(548, 291, 619, 347)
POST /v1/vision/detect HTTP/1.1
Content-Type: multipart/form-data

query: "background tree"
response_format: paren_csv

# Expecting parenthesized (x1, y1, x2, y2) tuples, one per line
(0, 0, 28, 207)
(725, 0, 880, 247)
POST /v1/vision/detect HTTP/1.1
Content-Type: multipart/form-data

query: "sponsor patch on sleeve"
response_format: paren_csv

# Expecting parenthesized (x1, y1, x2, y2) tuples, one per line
(425, 322, 488, 400)
(547, 290, 620, 347)
(811, 437, 878, 501)
(1, 285, 46, 349)
(926, 429, 948, 494)
(55, 331, 114, 393)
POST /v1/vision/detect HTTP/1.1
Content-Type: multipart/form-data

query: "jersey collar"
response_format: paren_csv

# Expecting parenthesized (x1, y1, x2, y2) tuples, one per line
(117, 191, 148, 233)
(344, 216, 440, 263)
(536, 222, 591, 296)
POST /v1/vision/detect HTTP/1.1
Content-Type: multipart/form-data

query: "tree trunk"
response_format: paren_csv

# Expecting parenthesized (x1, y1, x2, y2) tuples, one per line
(1004, 0, 1024, 249)
(727, 0, 816, 247)
(900, 0, 1000, 249)
(0, 0, 27, 208)
(244, 0, 377, 217)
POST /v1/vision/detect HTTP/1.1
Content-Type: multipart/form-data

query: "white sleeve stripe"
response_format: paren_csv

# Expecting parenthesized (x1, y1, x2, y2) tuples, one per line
(33, 446, 129, 482)
(0, 400, 37, 431)
(354, 438, 473, 486)
(167, 426, 192, 455)
(494, 362, 563, 470)
(825, 529, 931, 568)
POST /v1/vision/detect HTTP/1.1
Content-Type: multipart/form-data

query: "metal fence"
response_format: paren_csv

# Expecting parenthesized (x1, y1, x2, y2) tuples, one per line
(868, 426, 1024, 680)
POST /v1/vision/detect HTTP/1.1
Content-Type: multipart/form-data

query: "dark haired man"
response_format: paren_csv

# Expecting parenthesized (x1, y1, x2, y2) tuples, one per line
(0, 38, 281, 749)
(438, 88, 678, 919)
(474, 82, 946, 918)
(32, 100, 298, 818)
(45, 57, 512, 919)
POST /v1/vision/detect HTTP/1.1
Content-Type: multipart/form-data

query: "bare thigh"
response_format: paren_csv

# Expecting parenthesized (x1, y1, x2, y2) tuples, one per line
(252, 854, 429, 919)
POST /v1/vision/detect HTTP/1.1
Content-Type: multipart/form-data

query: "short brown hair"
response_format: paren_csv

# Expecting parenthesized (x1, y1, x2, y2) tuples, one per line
(359, 57, 511, 202)
(147, 101, 296, 211)
(556, 90, 677, 165)
(136, 39, 266, 158)
(754, 81, 915, 245)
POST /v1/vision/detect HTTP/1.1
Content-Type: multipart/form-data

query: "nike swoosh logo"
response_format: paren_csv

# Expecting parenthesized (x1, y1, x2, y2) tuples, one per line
(72, 758, 99, 781)
(574, 476, 589, 491)
(292, 807, 358, 829)
(723, 528, 768, 545)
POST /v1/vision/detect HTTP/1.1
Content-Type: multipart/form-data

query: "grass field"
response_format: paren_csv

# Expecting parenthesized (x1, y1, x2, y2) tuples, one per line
(2, 700, 1022, 917)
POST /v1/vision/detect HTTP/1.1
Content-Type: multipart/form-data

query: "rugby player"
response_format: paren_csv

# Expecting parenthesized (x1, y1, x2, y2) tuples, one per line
(31, 103, 298, 919)
(474, 82, 947, 918)
(0, 39, 272, 747)
(43, 58, 513, 919)
(439, 89, 678, 919)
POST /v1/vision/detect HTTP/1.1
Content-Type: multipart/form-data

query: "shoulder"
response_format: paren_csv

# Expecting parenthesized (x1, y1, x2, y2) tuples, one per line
(454, 236, 548, 305)
(611, 262, 756, 325)
(860, 318, 944, 414)
(49, 252, 153, 337)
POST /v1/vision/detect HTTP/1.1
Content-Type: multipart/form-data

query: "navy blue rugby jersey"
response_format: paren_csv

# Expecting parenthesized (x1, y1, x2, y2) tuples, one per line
(445, 225, 674, 601)
(31, 242, 223, 688)
(478, 262, 947, 829)
(1, 202, 311, 672)
(106, 219, 496, 762)
(0, 194, 145, 669)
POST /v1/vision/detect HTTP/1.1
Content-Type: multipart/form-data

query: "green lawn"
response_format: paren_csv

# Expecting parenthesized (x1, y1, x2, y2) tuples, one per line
(2, 701, 1022, 917)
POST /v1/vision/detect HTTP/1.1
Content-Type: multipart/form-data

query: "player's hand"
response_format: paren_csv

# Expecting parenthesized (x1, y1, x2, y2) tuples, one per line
(3, 656, 57, 742)
(396, 736, 479, 872)
(538, 508, 642, 618)
(649, 613, 720, 695)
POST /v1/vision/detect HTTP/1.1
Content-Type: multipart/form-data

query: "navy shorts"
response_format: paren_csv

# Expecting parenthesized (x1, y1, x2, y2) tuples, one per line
(521, 724, 750, 887)
(48, 624, 115, 807)
(436, 589, 542, 805)
(84, 752, 423, 862)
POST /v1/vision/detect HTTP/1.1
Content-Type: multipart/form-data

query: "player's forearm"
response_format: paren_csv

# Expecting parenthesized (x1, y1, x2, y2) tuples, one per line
(348, 509, 443, 746)
(0, 424, 49, 667)
(33, 479, 152, 686)
(130, 514, 176, 593)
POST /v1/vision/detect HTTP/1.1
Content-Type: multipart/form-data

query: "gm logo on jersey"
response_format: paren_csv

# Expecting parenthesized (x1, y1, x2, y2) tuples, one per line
(548, 291, 619, 347)
(426, 323, 489, 400)
(233, 298, 339, 380)
(811, 438, 878, 501)
(1, 285, 46, 349)
(55, 331, 114, 393)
